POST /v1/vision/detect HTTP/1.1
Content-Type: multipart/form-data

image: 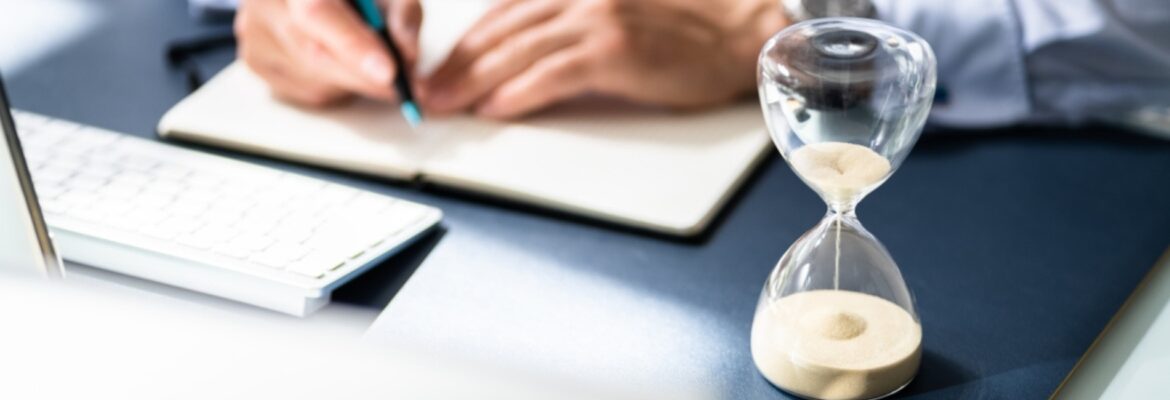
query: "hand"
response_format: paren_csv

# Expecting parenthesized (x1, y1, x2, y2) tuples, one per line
(420, 0, 787, 119)
(235, 0, 423, 107)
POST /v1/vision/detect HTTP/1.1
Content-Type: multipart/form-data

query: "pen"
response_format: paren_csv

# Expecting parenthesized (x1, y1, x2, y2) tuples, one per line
(350, 0, 423, 127)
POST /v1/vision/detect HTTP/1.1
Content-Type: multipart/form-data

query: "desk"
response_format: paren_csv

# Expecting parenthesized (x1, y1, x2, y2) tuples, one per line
(8, 1, 1170, 398)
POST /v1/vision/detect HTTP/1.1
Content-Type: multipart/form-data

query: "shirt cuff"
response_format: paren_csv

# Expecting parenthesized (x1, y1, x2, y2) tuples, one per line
(870, 0, 1031, 127)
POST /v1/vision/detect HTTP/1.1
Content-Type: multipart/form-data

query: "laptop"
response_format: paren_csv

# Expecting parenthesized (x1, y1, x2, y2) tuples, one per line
(0, 73, 442, 316)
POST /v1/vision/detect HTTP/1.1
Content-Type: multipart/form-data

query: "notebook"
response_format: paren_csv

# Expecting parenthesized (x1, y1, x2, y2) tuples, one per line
(156, 0, 773, 236)
(158, 64, 770, 236)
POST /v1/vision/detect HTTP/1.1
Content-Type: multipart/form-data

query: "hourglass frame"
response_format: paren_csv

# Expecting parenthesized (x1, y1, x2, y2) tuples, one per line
(750, 18, 936, 400)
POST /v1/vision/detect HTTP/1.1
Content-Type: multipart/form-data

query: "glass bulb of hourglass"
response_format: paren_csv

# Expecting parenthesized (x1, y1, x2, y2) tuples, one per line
(750, 18, 936, 400)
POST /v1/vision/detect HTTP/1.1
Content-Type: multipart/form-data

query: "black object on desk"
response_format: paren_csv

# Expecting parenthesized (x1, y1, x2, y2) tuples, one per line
(165, 30, 235, 92)
(8, 1, 1170, 398)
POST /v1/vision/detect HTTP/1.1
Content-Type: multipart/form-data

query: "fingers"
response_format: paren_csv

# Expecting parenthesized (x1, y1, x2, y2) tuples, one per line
(423, 0, 562, 92)
(239, 10, 352, 107)
(476, 48, 592, 119)
(287, 0, 395, 86)
(238, 0, 400, 105)
(281, 25, 399, 101)
(425, 19, 583, 113)
(388, 0, 424, 69)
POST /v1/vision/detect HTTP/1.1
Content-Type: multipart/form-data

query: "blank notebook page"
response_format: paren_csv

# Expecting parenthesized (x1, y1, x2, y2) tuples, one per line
(419, 102, 770, 234)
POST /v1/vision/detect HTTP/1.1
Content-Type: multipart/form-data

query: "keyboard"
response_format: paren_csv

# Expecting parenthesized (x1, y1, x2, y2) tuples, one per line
(12, 110, 442, 316)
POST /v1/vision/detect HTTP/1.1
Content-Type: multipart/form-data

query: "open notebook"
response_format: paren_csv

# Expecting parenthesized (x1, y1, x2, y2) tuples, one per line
(158, 64, 771, 236)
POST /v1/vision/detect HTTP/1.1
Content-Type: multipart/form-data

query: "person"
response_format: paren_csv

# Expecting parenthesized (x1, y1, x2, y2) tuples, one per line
(234, 0, 1170, 127)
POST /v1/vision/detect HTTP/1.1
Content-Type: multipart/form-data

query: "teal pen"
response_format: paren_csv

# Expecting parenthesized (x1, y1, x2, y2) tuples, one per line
(350, 0, 423, 127)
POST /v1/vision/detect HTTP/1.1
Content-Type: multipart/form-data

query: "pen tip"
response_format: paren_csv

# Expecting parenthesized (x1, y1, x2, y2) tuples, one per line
(401, 102, 423, 128)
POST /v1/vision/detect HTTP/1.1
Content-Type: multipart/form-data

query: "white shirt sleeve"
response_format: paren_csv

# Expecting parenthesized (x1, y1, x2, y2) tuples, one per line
(870, 0, 1170, 127)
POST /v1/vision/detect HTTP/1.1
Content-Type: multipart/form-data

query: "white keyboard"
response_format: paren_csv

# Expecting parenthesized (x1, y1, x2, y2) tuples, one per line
(12, 110, 442, 316)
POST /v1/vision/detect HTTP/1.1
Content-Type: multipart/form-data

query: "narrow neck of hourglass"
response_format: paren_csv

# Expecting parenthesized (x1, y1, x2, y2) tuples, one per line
(818, 188, 868, 215)
(824, 207, 858, 220)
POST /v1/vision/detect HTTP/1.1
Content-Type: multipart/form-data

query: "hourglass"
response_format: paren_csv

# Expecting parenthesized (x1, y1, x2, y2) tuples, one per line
(750, 18, 936, 400)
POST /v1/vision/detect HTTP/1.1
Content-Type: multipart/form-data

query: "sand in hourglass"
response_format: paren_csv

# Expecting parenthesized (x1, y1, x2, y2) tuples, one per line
(751, 290, 921, 400)
(789, 142, 891, 207)
(752, 142, 920, 400)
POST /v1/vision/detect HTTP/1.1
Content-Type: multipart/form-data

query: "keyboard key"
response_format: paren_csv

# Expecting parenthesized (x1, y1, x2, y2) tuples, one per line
(72, 127, 120, 148)
(274, 174, 325, 195)
(234, 234, 275, 252)
(186, 172, 222, 188)
(33, 184, 67, 201)
(286, 263, 327, 279)
(318, 184, 358, 205)
(157, 216, 204, 235)
(189, 224, 238, 243)
(249, 242, 309, 269)
(65, 205, 106, 223)
(348, 193, 394, 215)
(235, 217, 280, 237)
(91, 199, 135, 216)
(122, 209, 168, 227)
(145, 180, 185, 197)
(376, 204, 428, 235)
(286, 255, 344, 279)
(41, 199, 72, 215)
(66, 174, 106, 192)
(57, 191, 98, 208)
(153, 164, 190, 180)
(212, 243, 254, 260)
(270, 226, 314, 244)
(250, 252, 292, 269)
(100, 181, 143, 199)
(87, 150, 124, 165)
(138, 224, 184, 241)
(169, 198, 210, 217)
(304, 233, 371, 263)
(115, 171, 153, 187)
(43, 118, 82, 135)
(121, 155, 159, 172)
(264, 241, 311, 262)
(55, 140, 97, 157)
(74, 168, 115, 184)
(177, 234, 216, 250)
(34, 166, 74, 186)
(134, 192, 174, 209)
(106, 215, 148, 232)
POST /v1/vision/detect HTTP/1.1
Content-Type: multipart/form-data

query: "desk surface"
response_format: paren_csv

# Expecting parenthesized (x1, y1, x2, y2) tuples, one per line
(8, 1, 1170, 398)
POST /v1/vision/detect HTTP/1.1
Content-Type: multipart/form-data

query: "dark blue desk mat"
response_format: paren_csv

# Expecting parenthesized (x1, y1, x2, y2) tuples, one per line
(8, 1, 1170, 398)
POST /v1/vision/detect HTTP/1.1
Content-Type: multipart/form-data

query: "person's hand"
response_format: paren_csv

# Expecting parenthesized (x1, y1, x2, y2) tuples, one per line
(420, 0, 787, 119)
(235, 0, 423, 107)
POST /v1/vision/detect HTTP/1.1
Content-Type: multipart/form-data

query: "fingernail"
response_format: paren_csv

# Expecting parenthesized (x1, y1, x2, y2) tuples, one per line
(361, 54, 393, 84)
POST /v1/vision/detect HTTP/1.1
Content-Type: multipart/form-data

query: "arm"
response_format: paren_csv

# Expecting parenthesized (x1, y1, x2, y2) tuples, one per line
(872, 0, 1170, 127)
